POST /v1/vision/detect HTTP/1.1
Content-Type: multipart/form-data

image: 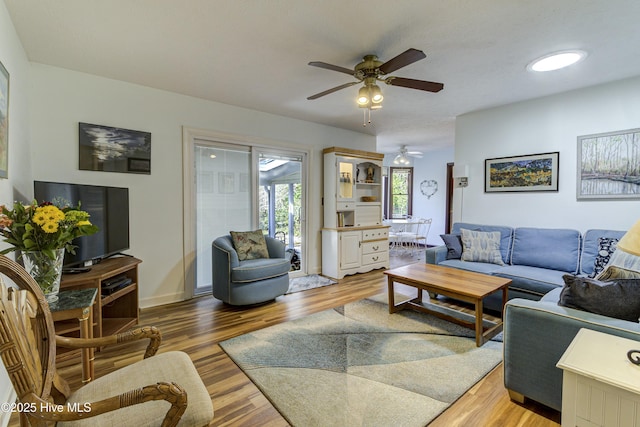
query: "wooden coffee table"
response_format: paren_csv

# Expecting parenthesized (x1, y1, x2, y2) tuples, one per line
(384, 263, 511, 347)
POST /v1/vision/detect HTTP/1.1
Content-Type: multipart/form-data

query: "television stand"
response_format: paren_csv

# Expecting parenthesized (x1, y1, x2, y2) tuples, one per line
(63, 266, 92, 274)
(58, 256, 141, 352)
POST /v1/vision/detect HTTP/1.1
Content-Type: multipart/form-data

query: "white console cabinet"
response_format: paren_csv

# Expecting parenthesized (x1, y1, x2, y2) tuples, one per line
(322, 147, 389, 279)
(557, 328, 640, 427)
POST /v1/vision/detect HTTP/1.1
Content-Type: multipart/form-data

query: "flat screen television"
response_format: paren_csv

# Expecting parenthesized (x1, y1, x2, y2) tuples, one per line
(33, 181, 130, 268)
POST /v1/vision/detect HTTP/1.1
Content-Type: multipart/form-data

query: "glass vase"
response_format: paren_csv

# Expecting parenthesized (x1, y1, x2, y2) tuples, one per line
(19, 248, 65, 303)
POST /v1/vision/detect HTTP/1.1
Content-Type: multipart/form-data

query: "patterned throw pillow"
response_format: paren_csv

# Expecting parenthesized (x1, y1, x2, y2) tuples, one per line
(589, 237, 619, 278)
(460, 228, 504, 265)
(230, 230, 270, 261)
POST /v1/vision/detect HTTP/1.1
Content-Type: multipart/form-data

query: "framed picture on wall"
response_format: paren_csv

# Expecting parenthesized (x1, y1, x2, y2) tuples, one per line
(485, 152, 559, 193)
(79, 122, 151, 174)
(0, 60, 9, 179)
(577, 128, 640, 200)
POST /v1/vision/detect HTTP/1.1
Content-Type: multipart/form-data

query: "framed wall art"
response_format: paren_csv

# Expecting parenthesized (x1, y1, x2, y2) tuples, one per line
(485, 152, 559, 193)
(577, 128, 640, 200)
(79, 122, 151, 174)
(0, 60, 9, 179)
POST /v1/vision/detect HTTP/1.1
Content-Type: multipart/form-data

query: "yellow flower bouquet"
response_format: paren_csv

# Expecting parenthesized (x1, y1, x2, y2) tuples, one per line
(0, 200, 98, 301)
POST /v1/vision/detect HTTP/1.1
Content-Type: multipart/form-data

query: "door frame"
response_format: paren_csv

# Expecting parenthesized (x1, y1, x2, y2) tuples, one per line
(182, 126, 311, 298)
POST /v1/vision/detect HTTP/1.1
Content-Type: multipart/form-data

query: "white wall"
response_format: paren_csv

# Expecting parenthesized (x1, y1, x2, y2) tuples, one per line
(454, 76, 640, 232)
(0, 1, 33, 421)
(28, 63, 376, 307)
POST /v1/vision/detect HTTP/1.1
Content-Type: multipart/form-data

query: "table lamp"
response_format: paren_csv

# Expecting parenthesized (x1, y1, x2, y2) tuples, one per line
(620, 219, 640, 365)
(618, 219, 640, 257)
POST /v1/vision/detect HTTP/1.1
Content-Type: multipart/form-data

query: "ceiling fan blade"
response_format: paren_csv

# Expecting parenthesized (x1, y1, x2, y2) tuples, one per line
(378, 48, 426, 74)
(308, 61, 355, 76)
(385, 77, 444, 93)
(307, 81, 359, 100)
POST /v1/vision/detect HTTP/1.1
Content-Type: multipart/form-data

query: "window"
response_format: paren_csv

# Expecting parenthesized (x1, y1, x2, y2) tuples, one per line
(386, 167, 413, 219)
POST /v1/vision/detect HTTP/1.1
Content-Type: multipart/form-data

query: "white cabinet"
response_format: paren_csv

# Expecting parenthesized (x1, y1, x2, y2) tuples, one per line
(322, 147, 389, 279)
(557, 328, 640, 427)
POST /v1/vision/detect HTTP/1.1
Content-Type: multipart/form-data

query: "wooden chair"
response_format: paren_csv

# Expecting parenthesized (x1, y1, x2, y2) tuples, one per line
(0, 255, 213, 427)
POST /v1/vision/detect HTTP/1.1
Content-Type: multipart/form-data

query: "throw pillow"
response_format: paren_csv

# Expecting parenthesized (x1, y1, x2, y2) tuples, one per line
(596, 265, 640, 281)
(558, 274, 640, 322)
(440, 234, 463, 260)
(230, 230, 270, 261)
(589, 237, 619, 278)
(460, 228, 504, 265)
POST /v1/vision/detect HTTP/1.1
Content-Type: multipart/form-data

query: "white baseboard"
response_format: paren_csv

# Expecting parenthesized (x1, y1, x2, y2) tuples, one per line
(139, 291, 185, 309)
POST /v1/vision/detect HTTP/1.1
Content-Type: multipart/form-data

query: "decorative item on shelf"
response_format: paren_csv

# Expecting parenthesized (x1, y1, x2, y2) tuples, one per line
(0, 200, 98, 302)
(365, 166, 375, 183)
(361, 196, 377, 202)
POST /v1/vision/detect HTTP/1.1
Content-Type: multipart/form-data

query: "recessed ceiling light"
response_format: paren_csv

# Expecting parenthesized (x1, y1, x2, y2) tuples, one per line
(528, 50, 587, 72)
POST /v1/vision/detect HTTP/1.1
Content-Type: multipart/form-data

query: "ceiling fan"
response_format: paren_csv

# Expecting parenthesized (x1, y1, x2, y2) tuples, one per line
(393, 145, 423, 165)
(306, 48, 444, 107)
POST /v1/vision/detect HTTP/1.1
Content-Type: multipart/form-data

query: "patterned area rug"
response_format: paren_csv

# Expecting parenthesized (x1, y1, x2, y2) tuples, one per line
(286, 274, 337, 294)
(220, 293, 503, 427)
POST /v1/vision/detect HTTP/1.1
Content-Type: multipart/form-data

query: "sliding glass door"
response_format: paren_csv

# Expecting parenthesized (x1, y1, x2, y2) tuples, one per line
(193, 141, 252, 294)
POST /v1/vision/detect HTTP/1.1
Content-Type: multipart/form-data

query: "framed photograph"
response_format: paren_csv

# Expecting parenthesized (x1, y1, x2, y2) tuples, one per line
(79, 122, 151, 174)
(219, 172, 234, 194)
(0, 60, 9, 179)
(577, 128, 640, 200)
(485, 152, 559, 193)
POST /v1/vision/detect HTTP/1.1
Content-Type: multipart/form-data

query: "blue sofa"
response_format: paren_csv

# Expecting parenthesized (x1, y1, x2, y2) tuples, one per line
(504, 288, 640, 411)
(425, 222, 625, 311)
(426, 222, 640, 411)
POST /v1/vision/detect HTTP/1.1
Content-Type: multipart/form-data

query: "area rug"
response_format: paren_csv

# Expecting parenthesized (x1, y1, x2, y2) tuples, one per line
(220, 293, 503, 427)
(286, 274, 337, 294)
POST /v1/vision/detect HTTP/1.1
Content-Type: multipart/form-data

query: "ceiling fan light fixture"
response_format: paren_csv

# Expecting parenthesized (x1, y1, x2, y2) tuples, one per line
(357, 86, 370, 106)
(370, 84, 383, 103)
(527, 50, 587, 72)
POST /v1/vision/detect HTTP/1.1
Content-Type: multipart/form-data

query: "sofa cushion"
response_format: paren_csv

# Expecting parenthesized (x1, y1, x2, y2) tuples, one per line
(460, 229, 504, 265)
(493, 265, 566, 296)
(452, 223, 513, 264)
(231, 257, 291, 283)
(510, 227, 581, 274)
(440, 234, 463, 260)
(559, 275, 640, 322)
(580, 229, 626, 276)
(439, 259, 506, 275)
(604, 249, 640, 273)
(230, 229, 270, 261)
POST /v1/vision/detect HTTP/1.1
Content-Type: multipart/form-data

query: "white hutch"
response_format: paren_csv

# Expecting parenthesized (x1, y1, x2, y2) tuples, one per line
(322, 147, 389, 279)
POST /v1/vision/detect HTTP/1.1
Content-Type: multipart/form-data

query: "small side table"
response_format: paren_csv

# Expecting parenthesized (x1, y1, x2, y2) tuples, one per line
(49, 288, 97, 383)
(556, 328, 640, 427)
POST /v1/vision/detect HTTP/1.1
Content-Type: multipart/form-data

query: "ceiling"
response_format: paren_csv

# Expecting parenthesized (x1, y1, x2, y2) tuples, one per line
(5, 0, 640, 155)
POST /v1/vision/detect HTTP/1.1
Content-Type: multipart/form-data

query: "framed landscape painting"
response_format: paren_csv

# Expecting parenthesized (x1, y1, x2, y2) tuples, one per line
(577, 128, 640, 200)
(0, 60, 9, 179)
(79, 122, 151, 174)
(485, 152, 559, 193)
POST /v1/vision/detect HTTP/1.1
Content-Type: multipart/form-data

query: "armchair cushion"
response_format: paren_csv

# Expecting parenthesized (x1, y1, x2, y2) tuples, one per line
(230, 230, 269, 260)
(231, 257, 292, 283)
(59, 351, 213, 427)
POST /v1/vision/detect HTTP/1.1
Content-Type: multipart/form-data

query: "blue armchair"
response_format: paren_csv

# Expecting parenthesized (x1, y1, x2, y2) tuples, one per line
(212, 235, 290, 305)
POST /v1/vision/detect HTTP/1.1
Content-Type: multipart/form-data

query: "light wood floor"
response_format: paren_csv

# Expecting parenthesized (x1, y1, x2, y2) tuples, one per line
(12, 262, 561, 426)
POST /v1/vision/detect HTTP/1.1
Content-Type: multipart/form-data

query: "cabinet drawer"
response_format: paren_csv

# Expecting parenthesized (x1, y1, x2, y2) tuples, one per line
(362, 251, 389, 266)
(337, 202, 355, 211)
(362, 229, 388, 240)
(361, 240, 387, 255)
